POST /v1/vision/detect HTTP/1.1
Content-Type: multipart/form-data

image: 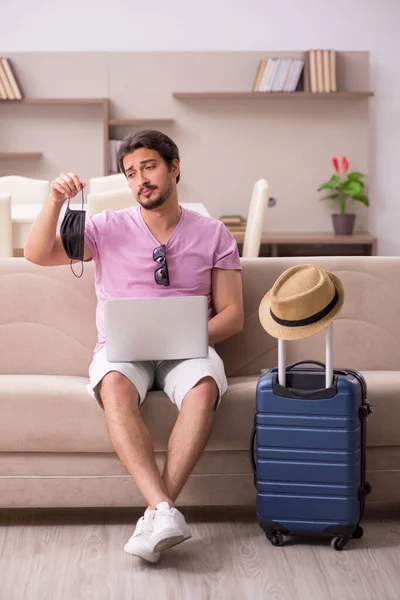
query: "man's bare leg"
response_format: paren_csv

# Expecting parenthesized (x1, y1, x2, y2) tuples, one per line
(161, 377, 218, 502)
(98, 371, 173, 509)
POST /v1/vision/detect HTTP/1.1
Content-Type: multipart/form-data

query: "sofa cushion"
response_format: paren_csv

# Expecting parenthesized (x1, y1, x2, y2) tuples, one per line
(0, 260, 96, 377)
(0, 375, 257, 453)
(218, 257, 400, 376)
(0, 371, 397, 453)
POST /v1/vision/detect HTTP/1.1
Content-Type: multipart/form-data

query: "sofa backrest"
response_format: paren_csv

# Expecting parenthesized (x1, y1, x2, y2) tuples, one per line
(1, 256, 399, 377)
(0, 258, 97, 376)
(218, 256, 400, 376)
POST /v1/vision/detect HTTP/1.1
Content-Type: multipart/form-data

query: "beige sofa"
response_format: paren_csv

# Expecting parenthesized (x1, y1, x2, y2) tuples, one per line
(0, 256, 399, 513)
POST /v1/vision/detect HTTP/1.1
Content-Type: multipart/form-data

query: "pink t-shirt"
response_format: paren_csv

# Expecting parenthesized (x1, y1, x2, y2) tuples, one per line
(85, 206, 241, 353)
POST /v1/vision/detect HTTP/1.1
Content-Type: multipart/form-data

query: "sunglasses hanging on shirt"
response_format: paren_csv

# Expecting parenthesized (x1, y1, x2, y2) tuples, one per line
(60, 189, 86, 279)
(153, 245, 170, 286)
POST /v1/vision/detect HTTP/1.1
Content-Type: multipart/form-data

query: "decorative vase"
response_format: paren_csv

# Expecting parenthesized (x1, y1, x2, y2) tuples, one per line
(331, 213, 356, 235)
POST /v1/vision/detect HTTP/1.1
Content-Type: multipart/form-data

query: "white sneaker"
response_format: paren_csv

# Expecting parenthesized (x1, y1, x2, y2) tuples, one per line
(149, 501, 192, 553)
(124, 510, 161, 564)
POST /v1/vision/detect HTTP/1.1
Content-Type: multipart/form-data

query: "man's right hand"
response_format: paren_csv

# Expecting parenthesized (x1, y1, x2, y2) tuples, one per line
(50, 173, 86, 205)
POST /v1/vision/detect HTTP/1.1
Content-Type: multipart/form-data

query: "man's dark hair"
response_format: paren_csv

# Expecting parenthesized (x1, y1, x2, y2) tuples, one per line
(117, 130, 180, 183)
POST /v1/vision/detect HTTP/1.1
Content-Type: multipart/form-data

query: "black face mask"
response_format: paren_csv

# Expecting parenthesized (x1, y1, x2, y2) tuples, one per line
(60, 191, 86, 278)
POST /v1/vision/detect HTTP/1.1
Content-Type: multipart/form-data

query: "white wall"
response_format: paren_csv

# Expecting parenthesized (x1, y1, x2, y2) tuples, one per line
(1, 0, 399, 254)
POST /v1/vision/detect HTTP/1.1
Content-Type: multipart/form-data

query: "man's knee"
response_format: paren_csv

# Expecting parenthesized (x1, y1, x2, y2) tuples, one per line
(184, 376, 219, 412)
(97, 371, 140, 409)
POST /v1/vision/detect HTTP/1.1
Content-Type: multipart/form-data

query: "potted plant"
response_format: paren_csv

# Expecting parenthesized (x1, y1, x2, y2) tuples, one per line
(318, 156, 369, 235)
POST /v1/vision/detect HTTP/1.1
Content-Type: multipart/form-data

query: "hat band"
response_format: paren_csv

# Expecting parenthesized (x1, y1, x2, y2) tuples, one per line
(270, 287, 339, 328)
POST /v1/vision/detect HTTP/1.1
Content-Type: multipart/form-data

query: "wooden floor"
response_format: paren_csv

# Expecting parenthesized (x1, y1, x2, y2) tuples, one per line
(0, 508, 399, 600)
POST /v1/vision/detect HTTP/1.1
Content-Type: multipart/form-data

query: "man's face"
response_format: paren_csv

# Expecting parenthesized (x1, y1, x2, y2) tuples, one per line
(123, 148, 178, 210)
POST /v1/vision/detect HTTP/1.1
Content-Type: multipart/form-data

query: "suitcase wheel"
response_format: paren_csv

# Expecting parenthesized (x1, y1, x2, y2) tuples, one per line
(331, 536, 349, 551)
(266, 532, 285, 547)
(351, 525, 364, 539)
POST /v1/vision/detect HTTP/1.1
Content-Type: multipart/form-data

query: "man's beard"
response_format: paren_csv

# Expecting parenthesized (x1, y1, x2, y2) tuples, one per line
(137, 180, 173, 210)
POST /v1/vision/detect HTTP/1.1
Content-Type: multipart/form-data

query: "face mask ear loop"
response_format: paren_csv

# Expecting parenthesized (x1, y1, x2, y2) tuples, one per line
(70, 259, 84, 278)
(68, 188, 85, 279)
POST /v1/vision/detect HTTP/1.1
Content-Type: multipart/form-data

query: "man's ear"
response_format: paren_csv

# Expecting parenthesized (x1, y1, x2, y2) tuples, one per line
(171, 159, 180, 179)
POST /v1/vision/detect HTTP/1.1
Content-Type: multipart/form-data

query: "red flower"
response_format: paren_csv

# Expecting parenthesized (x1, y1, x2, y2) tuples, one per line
(332, 157, 340, 174)
(341, 156, 349, 174)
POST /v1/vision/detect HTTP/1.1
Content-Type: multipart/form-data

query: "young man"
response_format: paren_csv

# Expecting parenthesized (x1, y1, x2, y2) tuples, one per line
(24, 130, 244, 564)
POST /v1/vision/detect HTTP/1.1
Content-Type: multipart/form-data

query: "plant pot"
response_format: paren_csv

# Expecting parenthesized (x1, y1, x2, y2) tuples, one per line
(331, 213, 356, 235)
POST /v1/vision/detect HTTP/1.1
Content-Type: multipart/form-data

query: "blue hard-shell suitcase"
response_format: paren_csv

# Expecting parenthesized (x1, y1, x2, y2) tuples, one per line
(251, 334, 373, 551)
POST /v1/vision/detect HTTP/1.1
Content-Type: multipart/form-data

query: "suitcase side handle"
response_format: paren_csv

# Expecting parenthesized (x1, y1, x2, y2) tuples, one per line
(250, 422, 257, 487)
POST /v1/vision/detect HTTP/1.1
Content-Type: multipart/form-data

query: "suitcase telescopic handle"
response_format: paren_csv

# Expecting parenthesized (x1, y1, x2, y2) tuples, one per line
(278, 324, 333, 388)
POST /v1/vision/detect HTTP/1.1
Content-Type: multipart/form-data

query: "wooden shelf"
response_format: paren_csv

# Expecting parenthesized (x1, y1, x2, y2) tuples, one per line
(0, 98, 107, 104)
(173, 91, 374, 100)
(109, 118, 175, 126)
(0, 152, 43, 159)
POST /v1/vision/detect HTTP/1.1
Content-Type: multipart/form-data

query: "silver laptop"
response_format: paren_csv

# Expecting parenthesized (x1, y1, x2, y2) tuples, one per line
(104, 296, 209, 362)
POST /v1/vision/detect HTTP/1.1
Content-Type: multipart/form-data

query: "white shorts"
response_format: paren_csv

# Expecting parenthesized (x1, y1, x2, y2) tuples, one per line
(87, 346, 228, 411)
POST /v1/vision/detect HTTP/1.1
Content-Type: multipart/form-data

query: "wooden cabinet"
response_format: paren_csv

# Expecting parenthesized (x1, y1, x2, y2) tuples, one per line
(233, 231, 377, 257)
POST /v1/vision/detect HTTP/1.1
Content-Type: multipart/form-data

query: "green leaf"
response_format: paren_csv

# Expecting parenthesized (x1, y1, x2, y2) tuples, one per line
(342, 181, 363, 196)
(347, 171, 365, 181)
(318, 183, 336, 191)
(329, 175, 341, 187)
(346, 177, 364, 189)
(353, 194, 370, 207)
(320, 193, 340, 200)
(318, 175, 341, 192)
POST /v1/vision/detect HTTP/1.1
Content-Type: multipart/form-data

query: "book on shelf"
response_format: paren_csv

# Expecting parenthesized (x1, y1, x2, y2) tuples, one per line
(220, 214, 244, 224)
(0, 57, 23, 100)
(0, 60, 14, 99)
(225, 224, 247, 233)
(330, 50, 337, 92)
(308, 50, 317, 92)
(220, 215, 247, 232)
(252, 59, 267, 91)
(316, 50, 324, 92)
(0, 71, 7, 100)
(252, 57, 305, 92)
(108, 139, 123, 174)
(323, 50, 330, 93)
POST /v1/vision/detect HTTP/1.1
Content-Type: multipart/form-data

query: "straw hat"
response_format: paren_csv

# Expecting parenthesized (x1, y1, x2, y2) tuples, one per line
(259, 264, 344, 340)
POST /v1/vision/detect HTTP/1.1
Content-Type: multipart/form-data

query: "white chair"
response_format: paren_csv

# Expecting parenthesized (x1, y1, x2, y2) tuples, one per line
(89, 173, 129, 194)
(242, 179, 269, 258)
(86, 188, 137, 216)
(0, 194, 13, 257)
(0, 176, 50, 205)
